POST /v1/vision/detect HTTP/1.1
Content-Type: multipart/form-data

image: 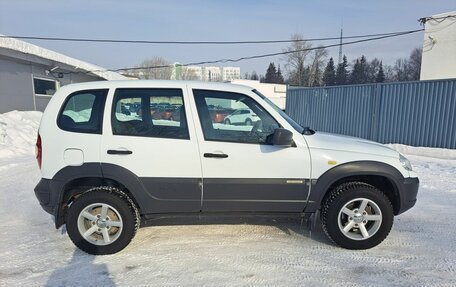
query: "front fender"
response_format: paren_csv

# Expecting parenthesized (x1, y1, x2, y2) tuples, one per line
(304, 161, 405, 214)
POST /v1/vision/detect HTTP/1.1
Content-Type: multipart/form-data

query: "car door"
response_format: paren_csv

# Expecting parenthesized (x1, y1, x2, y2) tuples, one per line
(100, 85, 203, 214)
(189, 87, 312, 212)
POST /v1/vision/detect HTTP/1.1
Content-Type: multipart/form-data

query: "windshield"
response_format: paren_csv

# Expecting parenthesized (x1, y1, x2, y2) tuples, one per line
(252, 89, 305, 134)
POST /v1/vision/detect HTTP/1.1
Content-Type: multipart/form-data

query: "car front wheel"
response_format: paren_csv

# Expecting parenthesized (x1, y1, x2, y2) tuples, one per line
(66, 186, 140, 255)
(321, 182, 394, 249)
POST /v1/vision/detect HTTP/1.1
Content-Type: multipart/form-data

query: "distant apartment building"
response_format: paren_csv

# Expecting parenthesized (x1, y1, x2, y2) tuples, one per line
(202, 66, 222, 81)
(222, 67, 241, 81)
(171, 63, 240, 82)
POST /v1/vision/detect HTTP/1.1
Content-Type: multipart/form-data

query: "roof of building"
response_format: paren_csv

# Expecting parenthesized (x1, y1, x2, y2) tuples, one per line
(0, 35, 127, 81)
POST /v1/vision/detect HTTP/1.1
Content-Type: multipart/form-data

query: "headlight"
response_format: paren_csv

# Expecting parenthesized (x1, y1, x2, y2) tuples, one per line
(399, 154, 413, 171)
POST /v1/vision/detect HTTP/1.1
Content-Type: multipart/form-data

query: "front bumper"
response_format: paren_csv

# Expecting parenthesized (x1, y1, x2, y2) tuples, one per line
(396, 177, 419, 215)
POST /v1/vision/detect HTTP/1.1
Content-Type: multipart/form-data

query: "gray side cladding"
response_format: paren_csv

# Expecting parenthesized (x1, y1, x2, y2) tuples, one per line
(202, 178, 309, 212)
(50, 163, 311, 225)
(101, 163, 201, 213)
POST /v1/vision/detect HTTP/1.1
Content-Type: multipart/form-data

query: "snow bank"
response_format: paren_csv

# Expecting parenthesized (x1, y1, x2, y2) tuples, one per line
(386, 143, 456, 160)
(0, 110, 42, 160)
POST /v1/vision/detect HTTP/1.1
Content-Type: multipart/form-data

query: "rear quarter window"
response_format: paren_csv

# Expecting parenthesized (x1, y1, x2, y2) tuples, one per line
(57, 89, 108, 134)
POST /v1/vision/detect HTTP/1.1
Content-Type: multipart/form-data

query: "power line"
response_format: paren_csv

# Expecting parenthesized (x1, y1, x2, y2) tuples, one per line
(102, 29, 423, 73)
(1, 29, 423, 45)
(419, 15, 456, 25)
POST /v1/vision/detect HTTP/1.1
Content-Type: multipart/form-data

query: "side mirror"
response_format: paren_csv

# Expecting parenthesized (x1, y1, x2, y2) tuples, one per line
(272, 128, 293, 147)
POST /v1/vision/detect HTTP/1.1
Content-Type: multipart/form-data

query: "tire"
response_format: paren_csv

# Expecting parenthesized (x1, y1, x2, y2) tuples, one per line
(245, 118, 252, 126)
(66, 186, 140, 255)
(321, 182, 393, 249)
(224, 119, 231, 125)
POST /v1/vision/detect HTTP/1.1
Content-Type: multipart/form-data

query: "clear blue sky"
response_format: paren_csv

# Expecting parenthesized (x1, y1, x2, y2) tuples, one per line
(1, 0, 455, 76)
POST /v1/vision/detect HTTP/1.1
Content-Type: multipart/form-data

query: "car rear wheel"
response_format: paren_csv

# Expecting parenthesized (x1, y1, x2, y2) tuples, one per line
(66, 186, 140, 255)
(245, 118, 252, 126)
(321, 182, 394, 249)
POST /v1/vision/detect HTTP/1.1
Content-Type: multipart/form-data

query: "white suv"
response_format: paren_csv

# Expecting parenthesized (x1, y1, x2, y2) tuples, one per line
(34, 80, 419, 255)
(224, 108, 259, 126)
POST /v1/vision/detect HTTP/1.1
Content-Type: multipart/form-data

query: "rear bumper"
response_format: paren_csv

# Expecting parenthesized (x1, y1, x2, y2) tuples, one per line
(34, 178, 64, 227)
(396, 177, 419, 215)
(34, 179, 55, 215)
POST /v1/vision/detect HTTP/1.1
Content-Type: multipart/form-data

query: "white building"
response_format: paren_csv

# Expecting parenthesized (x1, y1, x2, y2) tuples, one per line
(203, 66, 222, 82)
(231, 79, 287, 110)
(0, 35, 127, 113)
(222, 67, 241, 81)
(171, 63, 240, 82)
(420, 11, 456, 80)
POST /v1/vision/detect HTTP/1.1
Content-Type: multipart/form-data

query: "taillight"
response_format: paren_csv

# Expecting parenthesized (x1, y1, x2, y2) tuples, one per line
(36, 133, 42, 169)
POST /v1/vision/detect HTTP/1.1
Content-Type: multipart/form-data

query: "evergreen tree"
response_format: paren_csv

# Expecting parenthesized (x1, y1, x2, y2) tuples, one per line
(311, 62, 322, 87)
(250, 71, 259, 81)
(264, 62, 278, 83)
(322, 57, 336, 86)
(350, 58, 362, 84)
(359, 56, 368, 83)
(335, 55, 349, 85)
(276, 65, 285, 84)
(350, 55, 368, 84)
(376, 61, 386, 83)
(303, 66, 311, 86)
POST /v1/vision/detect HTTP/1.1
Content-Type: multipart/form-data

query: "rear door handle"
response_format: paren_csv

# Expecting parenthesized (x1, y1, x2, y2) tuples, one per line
(107, 149, 133, 155)
(204, 152, 228, 158)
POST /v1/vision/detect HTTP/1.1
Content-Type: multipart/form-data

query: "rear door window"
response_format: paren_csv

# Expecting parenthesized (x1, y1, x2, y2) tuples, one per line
(111, 88, 189, 139)
(58, 89, 108, 134)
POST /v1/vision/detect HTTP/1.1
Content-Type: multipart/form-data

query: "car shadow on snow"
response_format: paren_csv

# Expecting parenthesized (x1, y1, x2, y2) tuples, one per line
(45, 248, 116, 287)
(141, 213, 334, 246)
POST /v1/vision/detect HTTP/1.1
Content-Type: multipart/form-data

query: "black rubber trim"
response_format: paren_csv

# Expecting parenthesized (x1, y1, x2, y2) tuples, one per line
(396, 177, 419, 214)
(204, 153, 228, 158)
(304, 161, 411, 215)
(107, 149, 133, 155)
(34, 178, 52, 211)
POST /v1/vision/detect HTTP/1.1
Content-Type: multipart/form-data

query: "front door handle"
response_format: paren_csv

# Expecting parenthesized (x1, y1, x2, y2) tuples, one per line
(204, 152, 228, 158)
(107, 149, 133, 155)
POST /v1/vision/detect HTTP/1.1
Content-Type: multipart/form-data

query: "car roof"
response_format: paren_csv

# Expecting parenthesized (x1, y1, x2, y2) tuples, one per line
(58, 80, 255, 95)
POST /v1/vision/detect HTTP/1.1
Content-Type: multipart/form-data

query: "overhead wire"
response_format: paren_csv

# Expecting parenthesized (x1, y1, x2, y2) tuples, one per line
(101, 29, 424, 73)
(1, 28, 424, 75)
(1, 29, 424, 45)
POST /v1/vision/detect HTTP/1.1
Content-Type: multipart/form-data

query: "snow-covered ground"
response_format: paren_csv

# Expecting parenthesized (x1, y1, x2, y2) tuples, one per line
(0, 111, 455, 286)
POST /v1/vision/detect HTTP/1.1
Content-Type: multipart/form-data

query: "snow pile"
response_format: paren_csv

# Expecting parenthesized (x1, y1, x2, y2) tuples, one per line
(0, 110, 42, 160)
(386, 143, 456, 160)
(0, 111, 455, 286)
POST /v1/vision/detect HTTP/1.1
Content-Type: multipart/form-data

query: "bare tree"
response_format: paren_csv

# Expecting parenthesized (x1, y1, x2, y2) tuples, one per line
(282, 33, 312, 86)
(129, 57, 172, 80)
(409, 47, 422, 80)
(181, 67, 200, 81)
(307, 46, 328, 86)
(393, 58, 411, 81)
(392, 47, 422, 82)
